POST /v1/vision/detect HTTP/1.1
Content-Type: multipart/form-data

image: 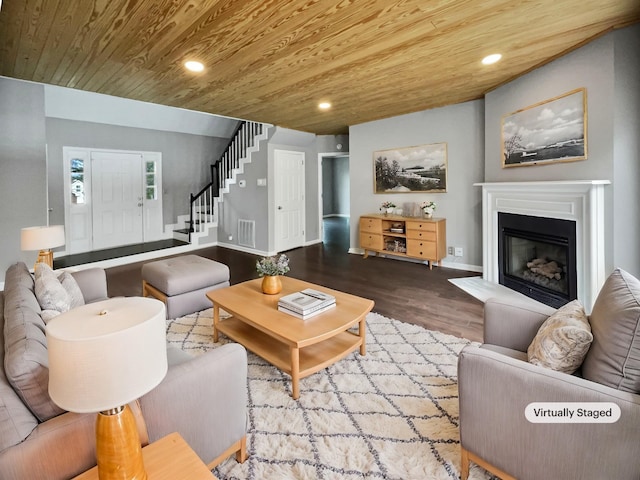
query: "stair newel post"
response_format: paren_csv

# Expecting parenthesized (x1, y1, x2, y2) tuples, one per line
(189, 193, 195, 240)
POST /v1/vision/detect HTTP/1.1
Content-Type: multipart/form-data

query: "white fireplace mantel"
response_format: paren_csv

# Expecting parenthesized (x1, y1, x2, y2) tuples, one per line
(474, 180, 610, 310)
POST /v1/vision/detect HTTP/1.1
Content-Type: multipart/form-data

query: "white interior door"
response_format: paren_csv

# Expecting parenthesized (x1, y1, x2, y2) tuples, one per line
(91, 151, 143, 250)
(274, 149, 306, 252)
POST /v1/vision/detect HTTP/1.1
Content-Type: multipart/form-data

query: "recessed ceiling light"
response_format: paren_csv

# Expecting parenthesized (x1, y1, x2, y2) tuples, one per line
(318, 102, 332, 110)
(184, 60, 205, 72)
(482, 54, 502, 65)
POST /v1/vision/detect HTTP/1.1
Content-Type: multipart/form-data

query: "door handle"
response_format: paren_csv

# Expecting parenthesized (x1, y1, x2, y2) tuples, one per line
(278, 206, 283, 210)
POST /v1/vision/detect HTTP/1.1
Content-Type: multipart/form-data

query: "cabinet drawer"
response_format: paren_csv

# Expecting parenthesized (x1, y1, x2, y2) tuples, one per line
(405, 220, 437, 232)
(407, 240, 436, 259)
(360, 217, 382, 233)
(406, 230, 436, 241)
(360, 233, 383, 250)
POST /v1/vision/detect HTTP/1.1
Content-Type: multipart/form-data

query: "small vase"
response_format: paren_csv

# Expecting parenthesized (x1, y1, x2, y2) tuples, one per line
(261, 275, 282, 295)
(423, 210, 433, 219)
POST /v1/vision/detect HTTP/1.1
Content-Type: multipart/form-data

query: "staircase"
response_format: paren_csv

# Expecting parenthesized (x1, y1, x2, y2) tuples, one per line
(172, 120, 270, 244)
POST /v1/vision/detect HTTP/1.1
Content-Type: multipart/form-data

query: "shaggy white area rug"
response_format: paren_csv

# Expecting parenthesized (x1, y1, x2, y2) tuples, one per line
(166, 309, 495, 480)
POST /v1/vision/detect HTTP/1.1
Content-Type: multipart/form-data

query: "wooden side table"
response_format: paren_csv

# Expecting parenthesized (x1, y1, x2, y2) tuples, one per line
(73, 432, 217, 480)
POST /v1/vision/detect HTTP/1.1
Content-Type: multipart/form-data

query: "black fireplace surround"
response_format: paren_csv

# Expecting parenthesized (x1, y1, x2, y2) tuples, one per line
(498, 212, 577, 308)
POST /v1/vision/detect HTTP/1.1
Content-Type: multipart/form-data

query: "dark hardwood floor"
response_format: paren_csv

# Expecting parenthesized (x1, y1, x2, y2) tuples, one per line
(104, 217, 485, 341)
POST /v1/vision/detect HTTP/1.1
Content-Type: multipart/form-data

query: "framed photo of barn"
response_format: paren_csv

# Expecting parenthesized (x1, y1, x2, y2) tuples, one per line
(502, 88, 587, 168)
(373, 142, 447, 193)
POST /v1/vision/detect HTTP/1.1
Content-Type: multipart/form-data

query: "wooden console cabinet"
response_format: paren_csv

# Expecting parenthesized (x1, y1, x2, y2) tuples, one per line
(359, 214, 446, 269)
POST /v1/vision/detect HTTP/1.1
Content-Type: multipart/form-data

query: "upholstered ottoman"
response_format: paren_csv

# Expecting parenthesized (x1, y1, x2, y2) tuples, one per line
(141, 255, 230, 318)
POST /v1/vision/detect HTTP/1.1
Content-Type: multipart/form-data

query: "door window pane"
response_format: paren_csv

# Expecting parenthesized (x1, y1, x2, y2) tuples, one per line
(71, 158, 85, 204)
(145, 161, 157, 200)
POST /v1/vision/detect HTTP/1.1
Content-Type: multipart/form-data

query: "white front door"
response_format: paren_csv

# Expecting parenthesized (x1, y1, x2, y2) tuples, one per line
(274, 149, 306, 252)
(64, 147, 164, 254)
(91, 151, 144, 250)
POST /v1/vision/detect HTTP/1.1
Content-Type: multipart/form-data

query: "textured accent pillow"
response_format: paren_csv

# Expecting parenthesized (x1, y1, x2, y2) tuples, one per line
(582, 268, 640, 393)
(34, 263, 70, 315)
(527, 300, 593, 374)
(58, 271, 85, 308)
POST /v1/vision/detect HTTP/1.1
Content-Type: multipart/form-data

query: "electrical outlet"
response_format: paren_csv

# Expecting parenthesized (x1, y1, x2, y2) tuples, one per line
(228, 235, 233, 241)
(454, 247, 463, 257)
(447, 246, 454, 255)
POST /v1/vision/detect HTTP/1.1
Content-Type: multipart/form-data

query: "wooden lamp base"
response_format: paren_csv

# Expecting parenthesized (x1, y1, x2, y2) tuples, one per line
(95, 405, 147, 480)
(35, 249, 54, 271)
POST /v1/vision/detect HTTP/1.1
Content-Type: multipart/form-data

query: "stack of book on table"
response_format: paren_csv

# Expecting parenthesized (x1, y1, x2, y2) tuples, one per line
(278, 288, 336, 320)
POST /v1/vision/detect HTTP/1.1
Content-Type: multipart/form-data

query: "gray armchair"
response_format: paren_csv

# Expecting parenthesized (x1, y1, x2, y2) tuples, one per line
(458, 270, 640, 480)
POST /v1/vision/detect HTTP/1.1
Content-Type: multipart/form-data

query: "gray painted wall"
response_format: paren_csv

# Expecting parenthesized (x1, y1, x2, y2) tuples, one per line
(217, 127, 329, 254)
(484, 24, 640, 277)
(484, 33, 615, 182)
(347, 24, 639, 276)
(45, 118, 228, 228)
(322, 156, 350, 216)
(349, 100, 485, 269)
(0, 79, 48, 276)
(612, 25, 640, 275)
(217, 129, 271, 253)
(0, 76, 235, 284)
(317, 134, 349, 154)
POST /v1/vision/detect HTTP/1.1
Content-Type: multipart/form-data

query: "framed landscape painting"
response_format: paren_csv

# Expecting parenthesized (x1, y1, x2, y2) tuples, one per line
(502, 88, 587, 168)
(374, 142, 447, 193)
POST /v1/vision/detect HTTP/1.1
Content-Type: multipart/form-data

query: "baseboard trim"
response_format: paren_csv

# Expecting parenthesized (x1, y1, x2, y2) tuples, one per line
(348, 248, 483, 272)
(216, 241, 270, 257)
(440, 260, 483, 273)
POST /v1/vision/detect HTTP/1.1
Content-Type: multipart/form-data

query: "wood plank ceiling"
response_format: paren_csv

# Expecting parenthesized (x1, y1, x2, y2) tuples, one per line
(1, 0, 639, 135)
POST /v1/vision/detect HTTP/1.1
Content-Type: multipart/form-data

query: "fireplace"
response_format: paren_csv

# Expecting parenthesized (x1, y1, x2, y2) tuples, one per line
(498, 213, 577, 308)
(476, 180, 610, 310)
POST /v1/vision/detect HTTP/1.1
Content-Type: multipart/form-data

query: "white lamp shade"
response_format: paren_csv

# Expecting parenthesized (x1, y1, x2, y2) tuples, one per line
(46, 297, 168, 413)
(21, 225, 65, 251)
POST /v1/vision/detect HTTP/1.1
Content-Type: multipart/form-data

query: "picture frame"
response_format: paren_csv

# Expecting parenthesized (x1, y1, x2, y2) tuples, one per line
(373, 142, 447, 193)
(501, 88, 587, 168)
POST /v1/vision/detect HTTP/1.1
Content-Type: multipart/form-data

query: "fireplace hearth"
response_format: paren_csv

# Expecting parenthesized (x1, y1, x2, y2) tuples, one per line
(498, 213, 577, 308)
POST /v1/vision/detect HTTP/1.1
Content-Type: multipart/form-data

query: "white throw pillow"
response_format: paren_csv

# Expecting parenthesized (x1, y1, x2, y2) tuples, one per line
(59, 271, 85, 308)
(527, 300, 593, 374)
(34, 263, 71, 316)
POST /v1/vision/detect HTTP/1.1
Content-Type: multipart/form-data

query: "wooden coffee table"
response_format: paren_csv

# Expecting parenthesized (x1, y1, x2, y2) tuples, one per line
(206, 277, 374, 399)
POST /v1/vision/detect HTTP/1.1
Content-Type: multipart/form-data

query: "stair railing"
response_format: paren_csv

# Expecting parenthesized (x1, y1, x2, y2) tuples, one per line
(188, 121, 265, 239)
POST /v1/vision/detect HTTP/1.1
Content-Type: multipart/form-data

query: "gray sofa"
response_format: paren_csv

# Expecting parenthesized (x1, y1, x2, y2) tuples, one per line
(1, 262, 247, 479)
(458, 268, 640, 480)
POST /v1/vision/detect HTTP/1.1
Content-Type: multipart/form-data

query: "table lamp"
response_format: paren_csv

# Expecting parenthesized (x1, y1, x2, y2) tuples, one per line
(20, 225, 65, 269)
(47, 297, 168, 480)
